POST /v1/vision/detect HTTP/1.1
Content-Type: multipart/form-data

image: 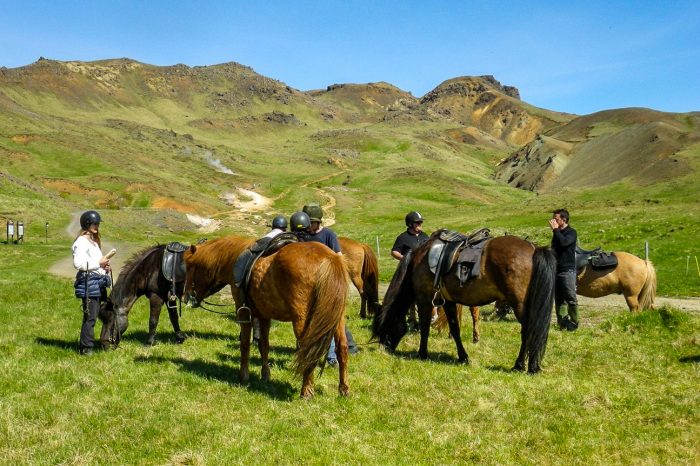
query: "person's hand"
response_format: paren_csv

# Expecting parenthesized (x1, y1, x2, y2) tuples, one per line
(548, 219, 558, 230)
(99, 257, 110, 268)
(103, 263, 112, 273)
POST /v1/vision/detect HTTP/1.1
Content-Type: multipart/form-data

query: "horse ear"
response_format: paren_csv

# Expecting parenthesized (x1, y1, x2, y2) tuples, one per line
(189, 244, 197, 254)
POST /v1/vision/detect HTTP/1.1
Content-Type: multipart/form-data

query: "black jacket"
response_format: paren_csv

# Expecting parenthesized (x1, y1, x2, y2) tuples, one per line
(551, 226, 577, 271)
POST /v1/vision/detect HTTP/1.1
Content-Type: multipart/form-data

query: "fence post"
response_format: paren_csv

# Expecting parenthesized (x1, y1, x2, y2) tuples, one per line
(645, 241, 649, 260)
(376, 236, 380, 260)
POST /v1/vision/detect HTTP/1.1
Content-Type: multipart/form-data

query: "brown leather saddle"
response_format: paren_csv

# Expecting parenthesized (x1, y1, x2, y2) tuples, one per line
(428, 228, 491, 289)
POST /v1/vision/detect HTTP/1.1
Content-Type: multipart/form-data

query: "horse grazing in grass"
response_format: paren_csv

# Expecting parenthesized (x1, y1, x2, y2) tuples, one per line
(101, 245, 187, 347)
(183, 236, 349, 398)
(577, 251, 656, 312)
(338, 237, 381, 319)
(373, 232, 556, 373)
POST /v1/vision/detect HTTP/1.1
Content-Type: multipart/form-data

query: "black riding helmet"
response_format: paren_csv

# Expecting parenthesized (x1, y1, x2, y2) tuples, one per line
(302, 204, 323, 222)
(290, 211, 311, 231)
(405, 211, 424, 227)
(271, 215, 288, 230)
(80, 210, 102, 230)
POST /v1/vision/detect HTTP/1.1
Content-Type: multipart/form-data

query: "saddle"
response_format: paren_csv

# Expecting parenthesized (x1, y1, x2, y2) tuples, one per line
(575, 245, 617, 272)
(233, 232, 299, 290)
(428, 228, 491, 288)
(162, 242, 188, 283)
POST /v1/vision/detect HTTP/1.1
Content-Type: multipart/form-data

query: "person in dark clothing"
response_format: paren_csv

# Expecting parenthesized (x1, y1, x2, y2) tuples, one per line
(391, 211, 429, 260)
(392, 211, 431, 328)
(549, 208, 579, 331)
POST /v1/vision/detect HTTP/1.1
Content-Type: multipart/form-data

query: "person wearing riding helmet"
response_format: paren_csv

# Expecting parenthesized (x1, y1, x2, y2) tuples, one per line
(290, 207, 358, 367)
(392, 211, 431, 329)
(264, 215, 288, 239)
(72, 210, 112, 355)
(391, 211, 429, 260)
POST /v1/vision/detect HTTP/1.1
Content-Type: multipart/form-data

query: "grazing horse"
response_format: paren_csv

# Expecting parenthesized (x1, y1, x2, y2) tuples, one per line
(577, 251, 656, 312)
(183, 236, 349, 398)
(373, 232, 556, 373)
(338, 237, 381, 319)
(101, 245, 187, 346)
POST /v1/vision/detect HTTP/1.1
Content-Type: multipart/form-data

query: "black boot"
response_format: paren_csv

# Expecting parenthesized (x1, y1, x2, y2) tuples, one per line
(568, 304, 579, 327)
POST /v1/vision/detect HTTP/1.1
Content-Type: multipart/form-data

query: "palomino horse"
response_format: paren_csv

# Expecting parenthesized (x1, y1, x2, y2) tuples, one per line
(373, 232, 556, 373)
(101, 245, 187, 346)
(183, 236, 350, 398)
(338, 237, 381, 319)
(577, 251, 656, 312)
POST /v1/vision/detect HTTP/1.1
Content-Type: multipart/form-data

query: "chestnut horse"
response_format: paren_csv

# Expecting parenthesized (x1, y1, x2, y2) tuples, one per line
(338, 237, 381, 319)
(373, 232, 556, 373)
(577, 251, 656, 312)
(183, 236, 350, 398)
(101, 245, 187, 346)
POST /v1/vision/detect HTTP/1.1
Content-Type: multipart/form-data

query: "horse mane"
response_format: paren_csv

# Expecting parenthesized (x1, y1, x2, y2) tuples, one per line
(111, 244, 164, 303)
(185, 235, 253, 283)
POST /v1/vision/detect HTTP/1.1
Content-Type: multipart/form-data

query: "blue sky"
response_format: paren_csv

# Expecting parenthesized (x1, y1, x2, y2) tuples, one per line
(1, 0, 699, 115)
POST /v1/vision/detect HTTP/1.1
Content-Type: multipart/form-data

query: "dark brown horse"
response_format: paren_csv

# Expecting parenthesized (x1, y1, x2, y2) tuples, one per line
(373, 232, 556, 373)
(101, 245, 187, 346)
(338, 237, 381, 319)
(183, 236, 350, 398)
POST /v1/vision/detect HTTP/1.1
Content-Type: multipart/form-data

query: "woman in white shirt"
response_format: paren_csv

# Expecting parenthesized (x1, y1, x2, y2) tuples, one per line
(72, 210, 111, 355)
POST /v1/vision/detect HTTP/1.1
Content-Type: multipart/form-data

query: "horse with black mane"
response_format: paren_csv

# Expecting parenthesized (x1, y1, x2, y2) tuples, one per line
(373, 230, 556, 373)
(101, 244, 188, 347)
(183, 235, 350, 398)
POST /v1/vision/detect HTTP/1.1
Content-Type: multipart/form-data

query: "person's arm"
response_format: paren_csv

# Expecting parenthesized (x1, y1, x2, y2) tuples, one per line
(72, 237, 101, 271)
(391, 250, 403, 260)
(552, 228, 576, 247)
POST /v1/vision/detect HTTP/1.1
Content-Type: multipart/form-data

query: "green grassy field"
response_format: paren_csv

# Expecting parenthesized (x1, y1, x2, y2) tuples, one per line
(2, 62, 700, 464)
(1, 243, 699, 465)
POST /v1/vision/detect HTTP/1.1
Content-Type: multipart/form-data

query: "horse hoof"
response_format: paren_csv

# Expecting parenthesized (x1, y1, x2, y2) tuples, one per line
(175, 334, 187, 344)
(527, 367, 541, 375)
(418, 352, 429, 360)
(338, 386, 350, 397)
(458, 357, 469, 365)
(511, 364, 525, 372)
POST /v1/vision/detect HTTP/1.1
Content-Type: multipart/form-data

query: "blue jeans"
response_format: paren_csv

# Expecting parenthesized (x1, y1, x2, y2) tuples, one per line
(327, 326, 358, 361)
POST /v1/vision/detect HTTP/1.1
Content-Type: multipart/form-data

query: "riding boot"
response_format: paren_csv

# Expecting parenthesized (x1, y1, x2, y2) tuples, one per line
(567, 304, 579, 329)
(556, 305, 569, 329)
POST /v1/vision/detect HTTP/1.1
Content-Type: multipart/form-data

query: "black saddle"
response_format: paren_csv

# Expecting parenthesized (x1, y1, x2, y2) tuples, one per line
(429, 228, 491, 288)
(162, 242, 188, 283)
(233, 232, 299, 290)
(575, 245, 617, 272)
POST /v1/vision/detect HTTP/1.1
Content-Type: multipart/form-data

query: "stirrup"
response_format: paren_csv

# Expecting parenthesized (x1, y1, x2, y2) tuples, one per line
(236, 305, 253, 324)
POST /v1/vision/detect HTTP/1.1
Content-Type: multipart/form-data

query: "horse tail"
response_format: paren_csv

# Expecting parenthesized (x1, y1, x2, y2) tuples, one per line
(371, 250, 414, 348)
(292, 254, 348, 378)
(638, 260, 657, 310)
(524, 247, 557, 369)
(361, 243, 380, 310)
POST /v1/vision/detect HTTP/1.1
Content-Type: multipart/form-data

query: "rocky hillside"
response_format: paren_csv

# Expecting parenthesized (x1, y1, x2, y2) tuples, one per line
(494, 108, 700, 191)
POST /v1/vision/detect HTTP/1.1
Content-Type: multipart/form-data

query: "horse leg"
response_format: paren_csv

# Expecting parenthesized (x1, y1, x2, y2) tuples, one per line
(146, 295, 163, 346)
(258, 318, 271, 382)
(417, 298, 433, 360)
(444, 301, 468, 363)
(624, 293, 640, 312)
(166, 300, 187, 344)
(470, 306, 480, 343)
(239, 322, 252, 383)
(513, 315, 528, 372)
(360, 293, 367, 319)
(333, 320, 350, 396)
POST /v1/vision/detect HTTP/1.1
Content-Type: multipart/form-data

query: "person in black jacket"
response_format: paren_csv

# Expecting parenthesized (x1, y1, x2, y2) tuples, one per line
(549, 209, 579, 331)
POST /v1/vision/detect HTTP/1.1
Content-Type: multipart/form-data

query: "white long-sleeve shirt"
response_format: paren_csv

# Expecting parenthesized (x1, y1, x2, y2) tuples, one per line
(72, 235, 106, 274)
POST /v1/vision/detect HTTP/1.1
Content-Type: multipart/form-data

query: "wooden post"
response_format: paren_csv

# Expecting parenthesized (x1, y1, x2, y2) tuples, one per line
(645, 241, 649, 260)
(376, 236, 380, 260)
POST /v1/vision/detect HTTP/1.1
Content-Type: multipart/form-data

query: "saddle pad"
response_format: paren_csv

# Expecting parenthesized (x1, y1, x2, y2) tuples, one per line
(162, 243, 187, 283)
(456, 238, 489, 284)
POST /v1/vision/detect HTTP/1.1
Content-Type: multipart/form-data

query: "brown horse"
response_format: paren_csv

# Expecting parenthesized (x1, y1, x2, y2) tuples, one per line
(183, 236, 350, 398)
(577, 251, 656, 311)
(373, 232, 556, 373)
(433, 304, 482, 343)
(338, 237, 381, 319)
